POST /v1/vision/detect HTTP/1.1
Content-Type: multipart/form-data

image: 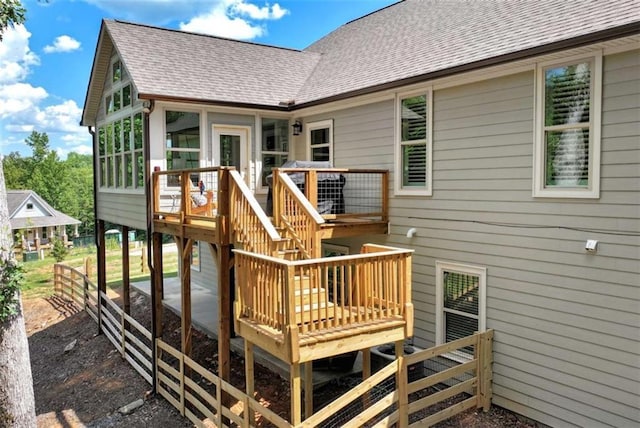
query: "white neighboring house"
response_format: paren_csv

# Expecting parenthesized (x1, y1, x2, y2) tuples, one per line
(7, 190, 80, 252)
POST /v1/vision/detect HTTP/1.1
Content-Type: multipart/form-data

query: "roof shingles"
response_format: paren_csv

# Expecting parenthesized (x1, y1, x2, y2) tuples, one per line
(85, 0, 640, 117)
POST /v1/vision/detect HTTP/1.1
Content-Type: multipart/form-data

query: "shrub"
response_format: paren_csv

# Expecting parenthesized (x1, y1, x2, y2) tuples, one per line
(51, 239, 69, 262)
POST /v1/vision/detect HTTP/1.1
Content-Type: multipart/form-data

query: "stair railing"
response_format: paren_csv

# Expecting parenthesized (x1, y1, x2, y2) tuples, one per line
(227, 170, 283, 256)
(272, 170, 324, 259)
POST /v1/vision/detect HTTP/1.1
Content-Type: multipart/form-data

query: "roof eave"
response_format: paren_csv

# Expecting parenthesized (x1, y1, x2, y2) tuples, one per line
(293, 21, 640, 110)
(137, 93, 294, 112)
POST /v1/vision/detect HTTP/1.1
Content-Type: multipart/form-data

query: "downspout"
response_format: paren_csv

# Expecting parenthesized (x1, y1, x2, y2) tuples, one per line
(142, 99, 157, 392)
(87, 125, 102, 335)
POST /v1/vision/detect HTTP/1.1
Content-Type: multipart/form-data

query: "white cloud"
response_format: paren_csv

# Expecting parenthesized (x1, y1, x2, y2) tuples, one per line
(0, 25, 39, 84)
(82, 0, 211, 25)
(180, 0, 289, 39)
(43, 35, 81, 53)
(0, 26, 87, 157)
(0, 83, 48, 118)
(232, 1, 288, 20)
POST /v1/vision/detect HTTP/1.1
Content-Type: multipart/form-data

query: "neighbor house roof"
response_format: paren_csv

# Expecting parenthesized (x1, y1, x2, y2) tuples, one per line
(7, 190, 81, 230)
(82, 0, 640, 124)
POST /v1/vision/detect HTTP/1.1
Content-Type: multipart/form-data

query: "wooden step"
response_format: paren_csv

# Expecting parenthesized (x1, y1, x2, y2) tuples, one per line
(294, 286, 328, 306)
(279, 302, 336, 325)
(277, 249, 301, 260)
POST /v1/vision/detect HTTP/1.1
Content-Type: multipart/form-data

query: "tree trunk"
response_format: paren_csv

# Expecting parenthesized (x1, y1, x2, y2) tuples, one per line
(0, 157, 36, 427)
(0, 294, 36, 428)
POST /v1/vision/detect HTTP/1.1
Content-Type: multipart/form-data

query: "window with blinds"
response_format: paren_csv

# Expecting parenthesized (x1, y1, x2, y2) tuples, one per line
(534, 54, 601, 198)
(396, 91, 431, 195)
(436, 262, 486, 356)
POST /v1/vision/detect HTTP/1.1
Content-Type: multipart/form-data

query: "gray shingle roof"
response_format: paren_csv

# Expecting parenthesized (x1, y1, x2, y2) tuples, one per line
(83, 0, 640, 120)
(7, 190, 81, 230)
(104, 20, 321, 107)
(297, 0, 640, 105)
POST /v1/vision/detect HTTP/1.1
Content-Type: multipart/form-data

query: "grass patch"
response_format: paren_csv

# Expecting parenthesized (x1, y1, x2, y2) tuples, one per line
(20, 244, 179, 299)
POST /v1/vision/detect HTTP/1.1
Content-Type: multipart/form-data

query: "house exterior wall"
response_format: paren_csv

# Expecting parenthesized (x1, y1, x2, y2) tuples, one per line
(300, 49, 639, 427)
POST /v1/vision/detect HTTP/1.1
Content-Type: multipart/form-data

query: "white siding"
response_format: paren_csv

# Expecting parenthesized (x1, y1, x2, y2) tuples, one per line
(304, 49, 640, 427)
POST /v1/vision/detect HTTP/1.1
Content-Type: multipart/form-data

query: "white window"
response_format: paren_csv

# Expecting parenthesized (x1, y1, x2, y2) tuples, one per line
(534, 54, 602, 198)
(166, 110, 201, 187)
(259, 117, 289, 191)
(395, 90, 432, 196)
(98, 112, 144, 190)
(307, 120, 333, 163)
(435, 261, 486, 356)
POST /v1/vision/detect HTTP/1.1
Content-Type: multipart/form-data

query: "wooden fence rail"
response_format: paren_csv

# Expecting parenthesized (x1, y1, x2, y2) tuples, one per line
(54, 263, 493, 427)
(53, 263, 153, 385)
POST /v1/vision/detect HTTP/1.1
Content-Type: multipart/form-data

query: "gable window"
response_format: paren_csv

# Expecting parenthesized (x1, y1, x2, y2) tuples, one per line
(307, 120, 333, 163)
(534, 54, 601, 198)
(395, 91, 432, 196)
(26, 203, 33, 210)
(98, 112, 144, 191)
(435, 261, 486, 357)
(166, 110, 201, 187)
(260, 118, 289, 189)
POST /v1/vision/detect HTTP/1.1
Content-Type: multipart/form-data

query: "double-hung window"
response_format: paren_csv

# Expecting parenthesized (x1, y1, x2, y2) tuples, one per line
(396, 91, 432, 195)
(534, 54, 601, 198)
(436, 261, 486, 357)
(166, 110, 201, 187)
(260, 118, 289, 190)
(307, 120, 333, 163)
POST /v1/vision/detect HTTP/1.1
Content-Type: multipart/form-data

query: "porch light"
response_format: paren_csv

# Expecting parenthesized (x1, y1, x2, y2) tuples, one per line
(292, 120, 303, 136)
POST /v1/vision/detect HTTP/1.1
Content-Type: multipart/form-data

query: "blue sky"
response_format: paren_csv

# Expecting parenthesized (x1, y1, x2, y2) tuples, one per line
(0, 0, 396, 159)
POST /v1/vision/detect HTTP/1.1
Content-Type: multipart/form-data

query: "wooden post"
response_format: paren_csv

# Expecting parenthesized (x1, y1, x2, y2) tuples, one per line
(152, 232, 164, 338)
(396, 340, 408, 428)
(122, 225, 130, 315)
(362, 347, 371, 408)
(217, 168, 232, 381)
(97, 220, 106, 334)
(179, 238, 193, 357)
(244, 340, 255, 426)
(291, 363, 302, 426)
(307, 170, 318, 209)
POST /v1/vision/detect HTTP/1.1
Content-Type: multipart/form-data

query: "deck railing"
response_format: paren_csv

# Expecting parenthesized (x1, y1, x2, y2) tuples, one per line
(272, 171, 324, 259)
(273, 168, 389, 222)
(228, 170, 283, 256)
(234, 244, 413, 341)
(152, 167, 221, 222)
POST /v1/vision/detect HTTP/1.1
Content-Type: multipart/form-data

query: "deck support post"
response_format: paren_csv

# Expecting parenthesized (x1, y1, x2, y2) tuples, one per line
(396, 340, 408, 428)
(122, 225, 130, 315)
(178, 237, 193, 357)
(151, 232, 164, 338)
(96, 220, 106, 335)
(291, 362, 302, 426)
(244, 340, 255, 424)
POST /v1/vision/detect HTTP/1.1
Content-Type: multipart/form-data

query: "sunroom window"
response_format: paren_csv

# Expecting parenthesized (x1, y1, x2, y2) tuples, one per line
(436, 261, 486, 357)
(534, 55, 601, 198)
(98, 112, 144, 191)
(396, 91, 431, 195)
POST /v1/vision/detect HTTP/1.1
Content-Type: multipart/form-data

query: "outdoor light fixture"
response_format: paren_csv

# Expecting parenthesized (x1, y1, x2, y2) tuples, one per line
(292, 120, 303, 136)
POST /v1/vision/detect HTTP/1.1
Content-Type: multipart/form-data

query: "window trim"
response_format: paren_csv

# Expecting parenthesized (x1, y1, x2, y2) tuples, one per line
(165, 109, 203, 188)
(533, 52, 602, 199)
(435, 261, 486, 350)
(306, 119, 333, 164)
(394, 89, 433, 197)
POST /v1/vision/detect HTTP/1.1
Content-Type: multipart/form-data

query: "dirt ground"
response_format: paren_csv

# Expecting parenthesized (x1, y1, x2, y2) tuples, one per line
(24, 289, 541, 427)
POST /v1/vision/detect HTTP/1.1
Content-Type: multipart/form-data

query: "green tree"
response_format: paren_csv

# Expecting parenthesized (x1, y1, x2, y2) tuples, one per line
(0, 0, 25, 40)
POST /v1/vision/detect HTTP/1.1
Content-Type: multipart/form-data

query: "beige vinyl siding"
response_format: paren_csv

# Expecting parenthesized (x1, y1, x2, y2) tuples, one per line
(97, 192, 147, 230)
(314, 49, 639, 427)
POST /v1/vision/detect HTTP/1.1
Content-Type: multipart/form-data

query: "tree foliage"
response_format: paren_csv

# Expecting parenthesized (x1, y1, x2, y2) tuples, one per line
(3, 131, 95, 236)
(0, 0, 25, 41)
